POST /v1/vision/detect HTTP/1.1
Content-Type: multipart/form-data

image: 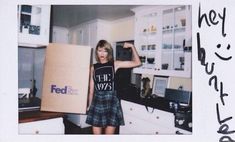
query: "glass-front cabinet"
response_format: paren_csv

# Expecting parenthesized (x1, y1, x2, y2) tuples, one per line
(132, 5, 192, 78)
(162, 6, 191, 72)
(134, 7, 161, 72)
(18, 5, 51, 47)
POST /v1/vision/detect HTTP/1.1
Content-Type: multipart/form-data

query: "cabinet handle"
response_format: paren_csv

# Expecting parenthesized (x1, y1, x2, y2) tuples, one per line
(44, 29, 47, 35)
(176, 130, 183, 134)
(156, 116, 159, 119)
(129, 121, 132, 124)
(155, 131, 159, 134)
(178, 120, 184, 125)
(188, 122, 192, 128)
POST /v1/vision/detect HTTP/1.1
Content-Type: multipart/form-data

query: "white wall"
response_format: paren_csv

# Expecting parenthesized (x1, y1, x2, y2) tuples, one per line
(110, 16, 135, 42)
(168, 76, 192, 91)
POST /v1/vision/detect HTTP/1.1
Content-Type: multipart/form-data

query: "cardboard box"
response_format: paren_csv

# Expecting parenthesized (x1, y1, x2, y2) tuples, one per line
(41, 43, 91, 114)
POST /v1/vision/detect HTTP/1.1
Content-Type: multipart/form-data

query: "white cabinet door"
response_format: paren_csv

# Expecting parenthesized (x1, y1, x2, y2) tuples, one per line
(121, 114, 156, 134)
(89, 22, 98, 48)
(18, 5, 51, 47)
(76, 28, 84, 45)
(68, 20, 111, 64)
(69, 20, 111, 47)
(19, 117, 64, 134)
(69, 24, 90, 46)
(161, 6, 192, 76)
(121, 113, 175, 135)
(121, 100, 150, 120)
(82, 24, 90, 45)
(148, 108, 175, 129)
(120, 100, 175, 134)
(52, 26, 69, 44)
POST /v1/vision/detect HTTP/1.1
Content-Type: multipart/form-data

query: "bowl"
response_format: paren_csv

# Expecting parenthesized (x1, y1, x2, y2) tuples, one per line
(180, 19, 186, 26)
(147, 58, 155, 64)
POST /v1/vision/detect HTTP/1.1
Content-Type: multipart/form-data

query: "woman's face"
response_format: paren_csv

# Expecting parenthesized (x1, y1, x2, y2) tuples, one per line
(97, 47, 108, 63)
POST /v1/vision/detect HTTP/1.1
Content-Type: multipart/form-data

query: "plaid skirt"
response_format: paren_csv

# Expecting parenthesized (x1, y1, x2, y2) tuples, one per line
(86, 91, 125, 127)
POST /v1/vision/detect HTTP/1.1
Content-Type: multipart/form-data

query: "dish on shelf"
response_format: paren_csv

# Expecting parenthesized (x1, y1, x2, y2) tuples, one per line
(141, 44, 156, 51)
(151, 44, 156, 50)
(147, 57, 155, 64)
(162, 63, 169, 70)
(180, 19, 186, 26)
(139, 56, 146, 63)
(174, 44, 181, 49)
(163, 44, 172, 49)
(147, 45, 152, 50)
(150, 25, 157, 32)
(141, 45, 146, 50)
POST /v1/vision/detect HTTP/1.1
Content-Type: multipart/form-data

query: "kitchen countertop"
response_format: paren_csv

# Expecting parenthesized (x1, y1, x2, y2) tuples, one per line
(19, 111, 64, 123)
(118, 85, 191, 113)
(120, 92, 174, 113)
(119, 87, 192, 132)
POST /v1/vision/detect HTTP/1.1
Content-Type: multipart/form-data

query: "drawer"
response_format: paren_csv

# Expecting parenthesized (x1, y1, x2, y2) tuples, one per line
(148, 109, 174, 129)
(121, 100, 151, 120)
(121, 100, 174, 128)
(19, 117, 64, 134)
(121, 114, 154, 134)
(120, 114, 175, 135)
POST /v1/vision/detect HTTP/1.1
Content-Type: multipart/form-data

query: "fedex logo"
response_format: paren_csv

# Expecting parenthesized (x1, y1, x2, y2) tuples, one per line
(51, 84, 78, 95)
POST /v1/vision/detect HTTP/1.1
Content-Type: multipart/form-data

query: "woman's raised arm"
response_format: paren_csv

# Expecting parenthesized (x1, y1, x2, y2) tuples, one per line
(115, 42, 141, 71)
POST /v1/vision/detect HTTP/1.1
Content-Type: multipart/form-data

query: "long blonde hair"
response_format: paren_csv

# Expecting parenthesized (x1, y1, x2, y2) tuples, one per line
(95, 40, 113, 63)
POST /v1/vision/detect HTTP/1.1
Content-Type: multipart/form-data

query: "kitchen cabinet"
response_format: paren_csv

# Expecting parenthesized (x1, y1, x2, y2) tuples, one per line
(18, 5, 51, 47)
(19, 117, 64, 134)
(19, 111, 64, 134)
(68, 19, 111, 47)
(69, 19, 111, 63)
(120, 100, 175, 134)
(52, 26, 69, 44)
(69, 24, 90, 45)
(132, 6, 192, 78)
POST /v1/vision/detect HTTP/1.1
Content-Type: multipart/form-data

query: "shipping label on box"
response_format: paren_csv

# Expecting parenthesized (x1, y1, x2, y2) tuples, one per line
(41, 43, 91, 114)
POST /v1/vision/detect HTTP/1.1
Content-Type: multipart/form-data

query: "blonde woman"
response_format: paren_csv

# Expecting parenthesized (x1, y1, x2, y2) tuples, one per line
(86, 39, 141, 134)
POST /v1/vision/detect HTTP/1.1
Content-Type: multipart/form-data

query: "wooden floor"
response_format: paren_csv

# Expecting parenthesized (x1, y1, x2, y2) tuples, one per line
(63, 118, 119, 134)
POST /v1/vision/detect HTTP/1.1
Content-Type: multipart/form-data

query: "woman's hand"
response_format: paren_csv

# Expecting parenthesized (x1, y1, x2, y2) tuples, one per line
(123, 42, 134, 49)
